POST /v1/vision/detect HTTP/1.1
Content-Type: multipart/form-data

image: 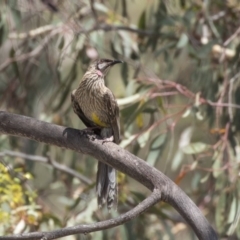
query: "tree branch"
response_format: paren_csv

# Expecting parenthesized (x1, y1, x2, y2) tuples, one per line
(1, 190, 160, 240)
(87, 23, 164, 37)
(0, 150, 92, 185)
(0, 111, 218, 240)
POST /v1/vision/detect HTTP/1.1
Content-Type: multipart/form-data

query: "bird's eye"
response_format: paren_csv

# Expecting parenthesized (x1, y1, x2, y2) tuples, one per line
(98, 62, 108, 70)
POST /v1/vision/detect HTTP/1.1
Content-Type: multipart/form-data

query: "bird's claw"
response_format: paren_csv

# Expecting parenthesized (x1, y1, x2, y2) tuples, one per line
(102, 136, 114, 144)
(80, 128, 98, 141)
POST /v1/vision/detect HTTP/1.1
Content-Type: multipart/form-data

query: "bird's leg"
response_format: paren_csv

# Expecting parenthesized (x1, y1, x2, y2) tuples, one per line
(80, 127, 101, 141)
(81, 127, 99, 134)
(101, 128, 114, 144)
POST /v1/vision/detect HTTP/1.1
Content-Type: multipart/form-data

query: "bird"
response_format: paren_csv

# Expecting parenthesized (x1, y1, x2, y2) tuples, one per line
(71, 58, 122, 210)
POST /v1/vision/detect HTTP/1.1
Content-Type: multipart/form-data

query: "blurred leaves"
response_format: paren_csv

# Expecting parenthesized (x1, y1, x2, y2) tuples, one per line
(146, 134, 167, 166)
(138, 10, 146, 30)
(181, 142, 210, 155)
(1, 0, 240, 239)
(0, 162, 41, 234)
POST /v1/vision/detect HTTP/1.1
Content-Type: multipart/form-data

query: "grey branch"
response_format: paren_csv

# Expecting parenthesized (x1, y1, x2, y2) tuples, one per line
(0, 190, 160, 240)
(0, 111, 218, 240)
(0, 150, 92, 185)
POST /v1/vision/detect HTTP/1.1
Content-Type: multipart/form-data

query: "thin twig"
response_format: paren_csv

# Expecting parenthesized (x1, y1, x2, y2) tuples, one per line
(0, 150, 92, 185)
(80, 23, 165, 37)
(0, 28, 61, 72)
(203, 0, 221, 40)
(1, 22, 164, 73)
(210, 11, 226, 21)
(8, 24, 61, 39)
(90, 0, 98, 20)
(224, 25, 240, 47)
(142, 77, 240, 110)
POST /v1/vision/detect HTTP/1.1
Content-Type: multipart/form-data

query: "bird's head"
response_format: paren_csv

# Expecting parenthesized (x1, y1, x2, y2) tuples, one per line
(89, 59, 123, 77)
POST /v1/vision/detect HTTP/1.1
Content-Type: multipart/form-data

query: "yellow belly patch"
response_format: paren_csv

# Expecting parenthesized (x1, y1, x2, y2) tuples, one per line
(91, 113, 107, 127)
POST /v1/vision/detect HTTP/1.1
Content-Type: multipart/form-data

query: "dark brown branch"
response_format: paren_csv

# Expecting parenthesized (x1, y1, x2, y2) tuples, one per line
(0, 111, 218, 240)
(0, 150, 92, 185)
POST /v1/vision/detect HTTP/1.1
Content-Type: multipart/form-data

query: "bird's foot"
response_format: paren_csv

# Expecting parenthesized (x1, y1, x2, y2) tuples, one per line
(102, 136, 114, 144)
(81, 127, 99, 141)
(81, 127, 97, 134)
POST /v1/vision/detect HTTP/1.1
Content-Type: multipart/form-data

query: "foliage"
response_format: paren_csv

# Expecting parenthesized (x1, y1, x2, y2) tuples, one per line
(0, 161, 40, 234)
(0, 0, 240, 239)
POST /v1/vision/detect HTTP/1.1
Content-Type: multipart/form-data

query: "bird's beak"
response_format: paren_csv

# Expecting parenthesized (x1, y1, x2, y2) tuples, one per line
(110, 60, 123, 66)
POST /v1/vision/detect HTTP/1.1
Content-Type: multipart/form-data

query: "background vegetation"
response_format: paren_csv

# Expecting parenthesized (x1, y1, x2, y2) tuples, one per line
(0, 0, 240, 239)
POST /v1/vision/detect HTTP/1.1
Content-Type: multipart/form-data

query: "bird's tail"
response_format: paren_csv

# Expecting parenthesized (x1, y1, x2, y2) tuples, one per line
(96, 162, 117, 210)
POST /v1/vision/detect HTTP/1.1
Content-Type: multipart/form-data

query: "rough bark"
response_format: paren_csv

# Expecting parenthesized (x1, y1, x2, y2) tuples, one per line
(0, 111, 218, 240)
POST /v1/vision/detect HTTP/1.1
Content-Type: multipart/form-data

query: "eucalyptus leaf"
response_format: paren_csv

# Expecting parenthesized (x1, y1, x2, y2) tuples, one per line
(121, 62, 128, 86)
(213, 152, 222, 178)
(182, 142, 210, 154)
(147, 134, 167, 166)
(227, 196, 237, 224)
(215, 192, 226, 233)
(8, 0, 21, 28)
(171, 149, 184, 171)
(120, 135, 135, 148)
(200, 173, 210, 183)
(155, 42, 176, 57)
(138, 10, 146, 30)
(0, 15, 6, 47)
(58, 36, 65, 50)
(137, 130, 150, 148)
(93, 2, 108, 13)
(176, 33, 188, 48)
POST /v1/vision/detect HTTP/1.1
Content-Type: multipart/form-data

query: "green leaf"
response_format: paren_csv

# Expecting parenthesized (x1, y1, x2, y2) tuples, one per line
(137, 130, 150, 148)
(93, 2, 108, 13)
(117, 93, 142, 107)
(9, 0, 21, 28)
(215, 192, 227, 233)
(176, 33, 188, 48)
(9, 47, 15, 58)
(121, 62, 128, 86)
(131, 191, 146, 201)
(212, 152, 222, 178)
(182, 142, 209, 154)
(0, 14, 7, 47)
(111, 35, 123, 55)
(138, 10, 146, 30)
(228, 196, 237, 224)
(156, 96, 167, 114)
(200, 173, 210, 183)
(154, 42, 176, 57)
(122, 99, 149, 127)
(180, 0, 186, 8)
(76, 35, 86, 51)
(136, 112, 143, 128)
(58, 36, 65, 50)
(146, 134, 167, 166)
(118, 31, 136, 58)
(120, 135, 135, 148)
(9, 48, 22, 83)
(171, 150, 184, 171)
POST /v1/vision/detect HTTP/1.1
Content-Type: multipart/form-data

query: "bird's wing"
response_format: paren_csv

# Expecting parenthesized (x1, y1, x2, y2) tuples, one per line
(71, 90, 96, 128)
(103, 90, 120, 144)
